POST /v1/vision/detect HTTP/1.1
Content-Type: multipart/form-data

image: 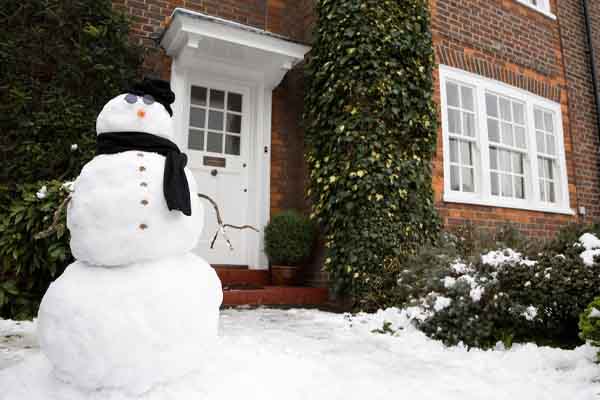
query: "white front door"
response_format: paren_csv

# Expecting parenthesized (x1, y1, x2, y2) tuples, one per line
(185, 80, 251, 266)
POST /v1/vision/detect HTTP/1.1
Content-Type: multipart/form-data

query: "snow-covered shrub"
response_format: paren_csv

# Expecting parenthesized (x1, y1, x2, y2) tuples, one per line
(579, 297, 600, 361)
(372, 225, 600, 349)
(0, 181, 72, 319)
(418, 239, 600, 348)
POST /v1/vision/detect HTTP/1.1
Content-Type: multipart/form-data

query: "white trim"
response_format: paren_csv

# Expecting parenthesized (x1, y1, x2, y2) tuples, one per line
(163, 9, 310, 269)
(514, 0, 556, 20)
(439, 64, 573, 215)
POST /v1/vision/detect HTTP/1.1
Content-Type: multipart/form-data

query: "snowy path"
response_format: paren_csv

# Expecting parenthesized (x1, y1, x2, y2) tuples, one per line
(1, 307, 599, 399)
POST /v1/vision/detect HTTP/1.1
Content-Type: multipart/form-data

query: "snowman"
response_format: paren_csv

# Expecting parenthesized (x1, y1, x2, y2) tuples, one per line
(36, 79, 223, 395)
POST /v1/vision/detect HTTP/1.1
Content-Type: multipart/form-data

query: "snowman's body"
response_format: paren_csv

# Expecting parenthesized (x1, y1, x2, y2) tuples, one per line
(37, 83, 222, 395)
(68, 151, 203, 266)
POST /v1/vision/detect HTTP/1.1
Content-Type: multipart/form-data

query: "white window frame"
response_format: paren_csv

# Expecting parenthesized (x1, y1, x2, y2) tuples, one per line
(440, 65, 572, 215)
(514, 0, 556, 20)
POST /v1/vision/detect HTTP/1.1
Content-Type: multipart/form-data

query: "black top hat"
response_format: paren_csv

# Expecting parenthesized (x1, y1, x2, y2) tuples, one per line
(129, 78, 176, 116)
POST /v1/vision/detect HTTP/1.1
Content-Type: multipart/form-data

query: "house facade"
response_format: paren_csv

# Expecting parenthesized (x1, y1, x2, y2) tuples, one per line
(113, 0, 600, 276)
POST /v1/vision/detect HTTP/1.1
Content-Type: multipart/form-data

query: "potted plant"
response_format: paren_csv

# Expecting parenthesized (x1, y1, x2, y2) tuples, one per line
(264, 210, 316, 286)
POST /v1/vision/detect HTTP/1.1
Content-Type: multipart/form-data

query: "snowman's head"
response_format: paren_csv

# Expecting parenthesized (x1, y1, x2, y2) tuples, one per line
(96, 79, 175, 140)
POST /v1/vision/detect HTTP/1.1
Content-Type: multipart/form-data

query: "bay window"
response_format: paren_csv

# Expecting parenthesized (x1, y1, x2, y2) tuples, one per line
(440, 65, 571, 214)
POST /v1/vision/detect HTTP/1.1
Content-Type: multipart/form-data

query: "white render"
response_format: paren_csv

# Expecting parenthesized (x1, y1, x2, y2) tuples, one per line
(1, 308, 598, 399)
(37, 254, 222, 395)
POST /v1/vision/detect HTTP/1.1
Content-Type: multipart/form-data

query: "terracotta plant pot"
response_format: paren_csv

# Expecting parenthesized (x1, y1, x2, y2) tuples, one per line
(271, 265, 299, 286)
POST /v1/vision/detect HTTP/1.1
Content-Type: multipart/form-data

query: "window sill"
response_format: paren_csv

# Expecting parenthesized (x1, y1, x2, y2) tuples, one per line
(514, 0, 557, 20)
(443, 192, 575, 216)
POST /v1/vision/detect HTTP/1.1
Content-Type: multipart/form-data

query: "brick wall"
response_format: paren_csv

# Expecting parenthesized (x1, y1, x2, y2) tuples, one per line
(557, 0, 600, 221)
(429, 0, 600, 238)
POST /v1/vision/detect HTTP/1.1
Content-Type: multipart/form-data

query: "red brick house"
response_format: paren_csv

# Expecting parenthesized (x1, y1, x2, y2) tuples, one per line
(113, 1, 600, 280)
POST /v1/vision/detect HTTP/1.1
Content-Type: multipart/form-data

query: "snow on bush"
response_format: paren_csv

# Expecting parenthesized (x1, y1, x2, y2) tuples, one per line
(374, 228, 600, 349)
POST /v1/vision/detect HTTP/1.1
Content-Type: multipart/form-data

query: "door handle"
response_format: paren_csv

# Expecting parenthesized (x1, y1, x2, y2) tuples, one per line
(211, 169, 218, 177)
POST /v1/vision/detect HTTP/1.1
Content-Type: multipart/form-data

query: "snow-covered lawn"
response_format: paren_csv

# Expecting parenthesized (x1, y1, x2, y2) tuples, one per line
(1, 307, 599, 400)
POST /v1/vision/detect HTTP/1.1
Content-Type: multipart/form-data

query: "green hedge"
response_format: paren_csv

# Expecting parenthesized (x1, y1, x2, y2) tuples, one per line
(0, 0, 141, 186)
(304, 0, 440, 304)
(0, 0, 141, 319)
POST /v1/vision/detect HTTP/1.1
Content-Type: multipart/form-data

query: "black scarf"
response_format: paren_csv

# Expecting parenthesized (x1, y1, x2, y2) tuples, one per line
(96, 132, 191, 216)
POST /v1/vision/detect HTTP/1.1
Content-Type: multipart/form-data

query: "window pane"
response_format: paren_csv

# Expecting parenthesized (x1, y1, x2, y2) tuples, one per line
(499, 98, 511, 121)
(448, 109, 461, 134)
(491, 172, 499, 195)
(188, 129, 204, 151)
(488, 118, 499, 142)
(461, 141, 472, 165)
(449, 138, 458, 163)
(513, 103, 525, 125)
(463, 112, 475, 137)
(462, 167, 474, 192)
(536, 131, 545, 153)
(190, 86, 207, 106)
(446, 82, 459, 107)
(500, 150, 511, 172)
(225, 135, 241, 155)
(226, 114, 242, 134)
(486, 93, 498, 117)
(461, 86, 474, 111)
(548, 182, 556, 203)
(489, 147, 498, 170)
(514, 126, 526, 149)
(450, 165, 460, 191)
(534, 109, 544, 130)
(501, 122, 513, 146)
(512, 153, 524, 174)
(208, 110, 224, 131)
(544, 112, 554, 133)
(539, 181, 546, 202)
(501, 174, 513, 197)
(189, 108, 206, 128)
(227, 92, 242, 112)
(545, 159, 554, 179)
(515, 177, 525, 199)
(538, 157, 546, 179)
(209, 89, 225, 109)
(206, 132, 223, 153)
(546, 135, 555, 155)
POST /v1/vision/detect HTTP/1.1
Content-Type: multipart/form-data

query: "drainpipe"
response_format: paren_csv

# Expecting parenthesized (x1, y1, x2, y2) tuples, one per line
(582, 0, 600, 136)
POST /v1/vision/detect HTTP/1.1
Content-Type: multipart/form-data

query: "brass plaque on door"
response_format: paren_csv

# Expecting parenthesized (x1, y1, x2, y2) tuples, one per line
(203, 156, 226, 168)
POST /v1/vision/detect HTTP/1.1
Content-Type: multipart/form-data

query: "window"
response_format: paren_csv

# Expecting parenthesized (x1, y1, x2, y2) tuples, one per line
(515, 0, 555, 19)
(188, 86, 243, 156)
(440, 65, 571, 214)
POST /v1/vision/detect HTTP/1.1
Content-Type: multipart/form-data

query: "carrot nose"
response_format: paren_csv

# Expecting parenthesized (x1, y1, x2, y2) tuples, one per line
(137, 109, 145, 118)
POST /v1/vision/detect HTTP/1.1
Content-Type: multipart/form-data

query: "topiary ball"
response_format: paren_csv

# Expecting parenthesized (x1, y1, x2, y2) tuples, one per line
(264, 211, 315, 266)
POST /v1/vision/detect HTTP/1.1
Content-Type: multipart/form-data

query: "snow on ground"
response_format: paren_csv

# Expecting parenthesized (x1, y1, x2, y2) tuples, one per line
(1, 307, 599, 400)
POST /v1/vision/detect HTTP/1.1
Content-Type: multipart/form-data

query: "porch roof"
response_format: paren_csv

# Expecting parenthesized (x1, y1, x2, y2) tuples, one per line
(159, 8, 311, 88)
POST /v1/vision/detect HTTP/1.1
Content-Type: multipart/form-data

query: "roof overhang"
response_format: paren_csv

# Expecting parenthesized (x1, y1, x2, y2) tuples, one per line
(160, 8, 311, 89)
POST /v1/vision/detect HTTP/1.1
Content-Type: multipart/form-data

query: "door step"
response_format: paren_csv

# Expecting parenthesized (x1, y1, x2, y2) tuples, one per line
(214, 266, 270, 286)
(222, 286, 329, 306)
(214, 266, 329, 306)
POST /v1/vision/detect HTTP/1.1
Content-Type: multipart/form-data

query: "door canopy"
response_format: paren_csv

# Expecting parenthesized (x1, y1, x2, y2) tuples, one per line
(160, 8, 310, 90)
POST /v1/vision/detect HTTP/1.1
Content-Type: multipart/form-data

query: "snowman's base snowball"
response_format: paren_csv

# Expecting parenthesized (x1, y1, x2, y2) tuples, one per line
(37, 253, 222, 395)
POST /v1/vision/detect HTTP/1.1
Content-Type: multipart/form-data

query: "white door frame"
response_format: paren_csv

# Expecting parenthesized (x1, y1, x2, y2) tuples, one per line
(170, 58, 271, 269)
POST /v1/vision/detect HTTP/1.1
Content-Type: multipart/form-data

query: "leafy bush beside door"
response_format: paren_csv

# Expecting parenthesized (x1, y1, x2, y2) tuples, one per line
(0, 0, 141, 319)
(304, 0, 440, 306)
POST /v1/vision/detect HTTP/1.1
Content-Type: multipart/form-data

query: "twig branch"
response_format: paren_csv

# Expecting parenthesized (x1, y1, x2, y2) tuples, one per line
(197, 193, 259, 251)
(34, 196, 71, 240)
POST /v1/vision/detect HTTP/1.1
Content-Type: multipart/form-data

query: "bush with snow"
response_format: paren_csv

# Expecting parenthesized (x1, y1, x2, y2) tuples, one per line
(373, 225, 600, 349)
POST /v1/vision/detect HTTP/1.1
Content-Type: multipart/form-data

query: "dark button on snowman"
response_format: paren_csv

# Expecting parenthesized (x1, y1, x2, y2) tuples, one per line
(37, 79, 223, 395)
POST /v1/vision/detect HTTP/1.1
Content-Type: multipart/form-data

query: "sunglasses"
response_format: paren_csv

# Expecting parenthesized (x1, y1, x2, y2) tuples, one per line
(124, 93, 155, 105)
